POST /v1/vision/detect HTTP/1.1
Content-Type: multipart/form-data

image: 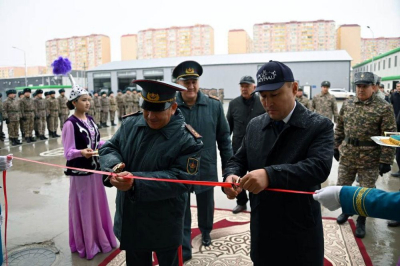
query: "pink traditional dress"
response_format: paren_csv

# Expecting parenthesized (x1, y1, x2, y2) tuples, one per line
(62, 114, 117, 260)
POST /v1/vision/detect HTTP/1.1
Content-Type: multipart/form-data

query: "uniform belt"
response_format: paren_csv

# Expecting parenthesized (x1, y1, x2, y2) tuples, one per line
(24, 110, 34, 112)
(344, 137, 377, 147)
(50, 109, 58, 111)
(7, 111, 19, 113)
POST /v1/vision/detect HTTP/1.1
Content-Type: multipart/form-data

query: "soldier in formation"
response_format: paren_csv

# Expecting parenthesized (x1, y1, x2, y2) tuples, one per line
(20, 88, 36, 143)
(116, 89, 125, 120)
(34, 90, 48, 140)
(296, 86, 311, 109)
(3, 89, 22, 146)
(108, 91, 117, 126)
(334, 72, 396, 238)
(132, 88, 140, 113)
(123, 88, 134, 114)
(18, 91, 25, 138)
(0, 93, 4, 142)
(58, 88, 69, 130)
(87, 93, 95, 118)
(100, 91, 109, 128)
(311, 81, 339, 122)
(93, 92, 102, 128)
(47, 91, 60, 138)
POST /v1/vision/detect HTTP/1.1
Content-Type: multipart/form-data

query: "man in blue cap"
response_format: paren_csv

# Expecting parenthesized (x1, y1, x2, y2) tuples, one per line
(173, 60, 232, 261)
(100, 80, 203, 266)
(223, 60, 334, 265)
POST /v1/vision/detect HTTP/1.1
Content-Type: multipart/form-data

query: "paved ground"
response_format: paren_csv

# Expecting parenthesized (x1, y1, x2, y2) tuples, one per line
(0, 100, 399, 265)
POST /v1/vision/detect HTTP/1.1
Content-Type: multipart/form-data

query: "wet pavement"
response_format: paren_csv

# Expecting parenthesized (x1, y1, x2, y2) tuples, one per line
(0, 100, 399, 265)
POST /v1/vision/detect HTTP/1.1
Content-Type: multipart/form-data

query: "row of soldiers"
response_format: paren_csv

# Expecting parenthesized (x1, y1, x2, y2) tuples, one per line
(0, 88, 69, 145)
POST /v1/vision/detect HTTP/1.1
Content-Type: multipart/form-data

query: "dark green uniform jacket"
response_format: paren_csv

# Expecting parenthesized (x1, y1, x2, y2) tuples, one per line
(176, 91, 232, 194)
(99, 109, 203, 251)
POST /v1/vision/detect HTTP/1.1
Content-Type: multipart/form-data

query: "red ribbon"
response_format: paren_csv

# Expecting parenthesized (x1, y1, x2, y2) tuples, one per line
(3, 170, 8, 266)
(11, 156, 315, 195)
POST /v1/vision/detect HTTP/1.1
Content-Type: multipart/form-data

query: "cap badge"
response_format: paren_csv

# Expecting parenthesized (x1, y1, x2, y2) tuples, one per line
(147, 92, 160, 102)
(185, 68, 195, 74)
(257, 70, 277, 83)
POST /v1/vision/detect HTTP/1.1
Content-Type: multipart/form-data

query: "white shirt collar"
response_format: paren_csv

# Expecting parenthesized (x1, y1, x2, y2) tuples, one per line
(282, 101, 296, 124)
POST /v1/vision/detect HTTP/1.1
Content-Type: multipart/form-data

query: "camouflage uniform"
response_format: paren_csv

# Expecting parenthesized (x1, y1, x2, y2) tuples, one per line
(20, 96, 36, 138)
(311, 92, 339, 122)
(34, 96, 47, 138)
(124, 93, 134, 114)
(132, 92, 140, 113)
(109, 96, 117, 125)
(116, 93, 125, 118)
(57, 94, 69, 130)
(88, 98, 95, 117)
(47, 95, 60, 136)
(296, 95, 311, 109)
(100, 95, 109, 125)
(3, 96, 21, 139)
(45, 95, 51, 135)
(0, 95, 4, 140)
(93, 96, 102, 125)
(335, 94, 396, 187)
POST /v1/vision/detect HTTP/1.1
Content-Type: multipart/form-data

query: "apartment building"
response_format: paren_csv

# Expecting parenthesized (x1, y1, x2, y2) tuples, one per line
(45, 34, 111, 71)
(253, 20, 336, 53)
(137, 24, 214, 59)
(336, 24, 361, 66)
(361, 37, 400, 62)
(121, 34, 138, 61)
(228, 29, 253, 54)
(0, 66, 47, 79)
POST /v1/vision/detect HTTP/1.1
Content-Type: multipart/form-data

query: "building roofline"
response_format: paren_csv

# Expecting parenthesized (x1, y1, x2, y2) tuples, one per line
(46, 34, 110, 42)
(121, 34, 137, 37)
(254, 19, 335, 26)
(361, 37, 400, 41)
(338, 24, 360, 27)
(138, 24, 212, 33)
(353, 46, 400, 68)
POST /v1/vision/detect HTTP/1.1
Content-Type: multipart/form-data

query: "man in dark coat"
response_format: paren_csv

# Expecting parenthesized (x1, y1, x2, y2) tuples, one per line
(390, 81, 400, 177)
(99, 80, 203, 266)
(223, 61, 334, 265)
(173, 60, 232, 261)
(226, 75, 265, 214)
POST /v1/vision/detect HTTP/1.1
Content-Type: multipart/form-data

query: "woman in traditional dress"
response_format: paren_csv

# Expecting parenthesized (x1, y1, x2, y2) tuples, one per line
(62, 85, 117, 259)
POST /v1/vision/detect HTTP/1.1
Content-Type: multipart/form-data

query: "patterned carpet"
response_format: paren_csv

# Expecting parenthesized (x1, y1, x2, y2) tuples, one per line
(100, 208, 372, 266)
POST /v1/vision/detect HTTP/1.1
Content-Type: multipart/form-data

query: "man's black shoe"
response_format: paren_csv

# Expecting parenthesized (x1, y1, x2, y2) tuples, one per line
(337, 213, 350, 224)
(391, 171, 400, 177)
(54, 132, 60, 138)
(25, 137, 31, 143)
(388, 220, 400, 227)
(232, 204, 247, 214)
(40, 135, 46, 140)
(183, 255, 192, 263)
(355, 216, 366, 238)
(202, 232, 211, 246)
(30, 137, 36, 142)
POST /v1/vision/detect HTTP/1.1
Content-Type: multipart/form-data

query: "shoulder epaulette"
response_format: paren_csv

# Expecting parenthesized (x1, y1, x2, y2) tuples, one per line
(122, 111, 142, 119)
(208, 95, 220, 101)
(185, 124, 202, 139)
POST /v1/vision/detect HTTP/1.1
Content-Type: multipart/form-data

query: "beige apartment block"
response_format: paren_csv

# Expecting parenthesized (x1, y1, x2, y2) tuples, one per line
(0, 66, 47, 78)
(253, 20, 336, 53)
(45, 34, 111, 71)
(337, 24, 361, 66)
(137, 24, 214, 59)
(361, 37, 400, 62)
(228, 29, 253, 54)
(121, 34, 138, 61)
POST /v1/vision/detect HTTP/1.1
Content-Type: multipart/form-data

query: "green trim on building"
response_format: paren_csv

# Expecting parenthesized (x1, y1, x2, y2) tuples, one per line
(15, 85, 72, 90)
(381, 76, 400, 81)
(353, 46, 400, 69)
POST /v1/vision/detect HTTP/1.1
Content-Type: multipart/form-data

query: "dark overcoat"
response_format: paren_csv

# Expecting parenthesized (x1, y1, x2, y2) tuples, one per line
(224, 102, 334, 265)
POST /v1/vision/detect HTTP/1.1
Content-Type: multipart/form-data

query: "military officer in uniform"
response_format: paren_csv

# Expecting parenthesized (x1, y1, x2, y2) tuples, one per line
(17, 91, 25, 138)
(20, 88, 36, 143)
(311, 81, 339, 122)
(3, 89, 22, 146)
(58, 88, 69, 130)
(226, 75, 265, 214)
(123, 88, 134, 114)
(296, 86, 311, 109)
(99, 80, 203, 266)
(100, 91, 110, 127)
(0, 93, 4, 141)
(34, 90, 48, 140)
(132, 88, 140, 113)
(44, 92, 51, 137)
(173, 60, 232, 261)
(334, 72, 396, 238)
(93, 92, 102, 128)
(116, 89, 125, 120)
(87, 93, 95, 117)
(109, 91, 117, 126)
(47, 91, 60, 138)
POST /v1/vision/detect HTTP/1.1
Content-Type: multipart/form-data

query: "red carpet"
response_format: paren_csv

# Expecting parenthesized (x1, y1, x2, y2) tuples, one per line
(99, 208, 372, 266)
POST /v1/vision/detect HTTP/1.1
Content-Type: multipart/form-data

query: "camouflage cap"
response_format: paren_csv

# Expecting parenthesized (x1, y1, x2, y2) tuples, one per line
(354, 72, 374, 85)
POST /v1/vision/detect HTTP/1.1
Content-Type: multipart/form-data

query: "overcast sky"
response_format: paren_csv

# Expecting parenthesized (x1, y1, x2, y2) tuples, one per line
(1, 0, 399, 68)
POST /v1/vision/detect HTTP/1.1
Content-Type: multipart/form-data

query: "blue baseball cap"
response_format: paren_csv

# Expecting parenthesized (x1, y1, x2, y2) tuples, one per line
(255, 60, 294, 92)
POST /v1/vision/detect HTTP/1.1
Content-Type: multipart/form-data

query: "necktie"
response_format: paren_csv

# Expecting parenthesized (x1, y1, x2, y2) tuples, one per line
(274, 120, 285, 133)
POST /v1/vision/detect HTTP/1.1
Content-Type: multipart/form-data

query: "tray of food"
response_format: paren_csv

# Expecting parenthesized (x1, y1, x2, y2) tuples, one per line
(371, 135, 400, 147)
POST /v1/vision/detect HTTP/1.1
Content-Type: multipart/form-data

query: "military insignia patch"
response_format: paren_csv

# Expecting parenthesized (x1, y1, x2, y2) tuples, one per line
(187, 157, 199, 174)
(186, 68, 194, 74)
(147, 92, 160, 102)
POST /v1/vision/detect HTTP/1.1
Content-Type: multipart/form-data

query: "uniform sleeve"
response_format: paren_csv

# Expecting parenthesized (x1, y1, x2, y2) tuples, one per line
(334, 101, 346, 149)
(226, 102, 233, 135)
(216, 101, 233, 170)
(332, 96, 339, 123)
(341, 186, 400, 221)
(223, 133, 249, 182)
(3, 102, 8, 120)
(132, 137, 203, 202)
(20, 99, 25, 117)
(380, 104, 397, 164)
(310, 97, 316, 112)
(62, 121, 82, 160)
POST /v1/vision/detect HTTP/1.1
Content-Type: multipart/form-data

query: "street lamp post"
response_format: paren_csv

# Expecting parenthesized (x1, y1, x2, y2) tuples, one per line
(367, 26, 375, 71)
(12, 46, 27, 86)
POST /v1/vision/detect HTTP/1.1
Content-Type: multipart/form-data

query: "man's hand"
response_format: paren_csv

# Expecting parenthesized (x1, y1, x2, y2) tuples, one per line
(223, 175, 242, 200)
(240, 169, 269, 194)
(80, 148, 94, 159)
(313, 186, 342, 211)
(379, 163, 391, 176)
(333, 149, 340, 161)
(110, 171, 134, 191)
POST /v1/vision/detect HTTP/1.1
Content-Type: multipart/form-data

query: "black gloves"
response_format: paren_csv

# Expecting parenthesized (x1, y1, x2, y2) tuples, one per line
(379, 163, 391, 176)
(5, 119, 9, 124)
(333, 149, 340, 161)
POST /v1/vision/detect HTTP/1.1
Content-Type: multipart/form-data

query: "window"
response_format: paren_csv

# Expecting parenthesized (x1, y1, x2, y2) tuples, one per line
(378, 62, 380, 70)
(374, 63, 376, 71)
(389, 58, 391, 68)
(396, 56, 398, 67)
(383, 60, 385, 70)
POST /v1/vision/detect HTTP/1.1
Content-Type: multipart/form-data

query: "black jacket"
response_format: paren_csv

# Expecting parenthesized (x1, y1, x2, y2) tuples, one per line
(224, 103, 334, 265)
(226, 94, 265, 153)
(99, 109, 203, 251)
